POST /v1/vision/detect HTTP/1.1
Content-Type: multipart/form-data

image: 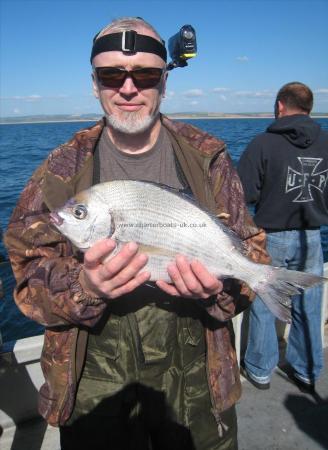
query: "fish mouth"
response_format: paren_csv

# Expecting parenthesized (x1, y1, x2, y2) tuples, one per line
(49, 211, 64, 227)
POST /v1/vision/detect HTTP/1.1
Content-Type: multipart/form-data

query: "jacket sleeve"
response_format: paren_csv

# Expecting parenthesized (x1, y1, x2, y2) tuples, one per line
(4, 163, 108, 328)
(237, 138, 264, 205)
(207, 148, 271, 321)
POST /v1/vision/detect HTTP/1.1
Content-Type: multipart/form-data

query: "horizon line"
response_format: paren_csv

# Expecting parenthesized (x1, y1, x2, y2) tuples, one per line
(1, 112, 328, 125)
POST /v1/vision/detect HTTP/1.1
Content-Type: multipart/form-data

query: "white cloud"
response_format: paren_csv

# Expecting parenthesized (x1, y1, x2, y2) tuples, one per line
(213, 87, 230, 93)
(162, 90, 175, 101)
(234, 90, 253, 97)
(220, 95, 227, 102)
(234, 90, 274, 98)
(25, 95, 42, 102)
(1, 94, 42, 101)
(254, 91, 274, 98)
(183, 89, 205, 97)
(236, 56, 249, 62)
(1, 94, 69, 101)
(315, 88, 328, 94)
(166, 90, 175, 97)
(190, 100, 199, 105)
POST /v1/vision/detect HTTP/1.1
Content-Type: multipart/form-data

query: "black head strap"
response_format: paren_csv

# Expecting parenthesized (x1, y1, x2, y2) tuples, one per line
(90, 30, 167, 64)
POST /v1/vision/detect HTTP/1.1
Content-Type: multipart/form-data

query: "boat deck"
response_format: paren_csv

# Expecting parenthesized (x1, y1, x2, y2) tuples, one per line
(1, 328, 327, 450)
(237, 338, 328, 449)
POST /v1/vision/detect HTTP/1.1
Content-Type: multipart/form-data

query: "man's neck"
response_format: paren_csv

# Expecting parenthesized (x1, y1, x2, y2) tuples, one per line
(279, 108, 309, 118)
(106, 118, 162, 155)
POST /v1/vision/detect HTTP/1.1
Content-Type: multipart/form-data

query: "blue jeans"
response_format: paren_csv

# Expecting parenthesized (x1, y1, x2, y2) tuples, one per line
(244, 229, 324, 384)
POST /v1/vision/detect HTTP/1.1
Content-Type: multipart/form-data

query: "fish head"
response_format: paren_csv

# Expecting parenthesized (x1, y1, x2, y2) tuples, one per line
(50, 188, 112, 250)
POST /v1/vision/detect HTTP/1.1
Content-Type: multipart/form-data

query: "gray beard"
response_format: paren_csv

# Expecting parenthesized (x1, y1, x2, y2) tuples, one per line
(105, 110, 159, 135)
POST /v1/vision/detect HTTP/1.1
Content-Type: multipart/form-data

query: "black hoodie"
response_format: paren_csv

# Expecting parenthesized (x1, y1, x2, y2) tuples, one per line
(237, 114, 328, 230)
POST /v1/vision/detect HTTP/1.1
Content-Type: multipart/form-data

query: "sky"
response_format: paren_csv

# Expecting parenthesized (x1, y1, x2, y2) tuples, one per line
(1, 0, 328, 117)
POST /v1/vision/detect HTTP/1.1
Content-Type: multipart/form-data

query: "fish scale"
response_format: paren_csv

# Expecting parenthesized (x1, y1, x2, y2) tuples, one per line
(105, 181, 235, 253)
(106, 188, 242, 278)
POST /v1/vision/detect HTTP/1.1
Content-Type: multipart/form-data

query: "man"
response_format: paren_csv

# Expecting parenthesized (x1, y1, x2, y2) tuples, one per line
(238, 82, 328, 393)
(5, 17, 269, 450)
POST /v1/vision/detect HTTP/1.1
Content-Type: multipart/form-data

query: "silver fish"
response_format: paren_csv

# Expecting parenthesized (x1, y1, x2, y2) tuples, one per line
(50, 180, 326, 322)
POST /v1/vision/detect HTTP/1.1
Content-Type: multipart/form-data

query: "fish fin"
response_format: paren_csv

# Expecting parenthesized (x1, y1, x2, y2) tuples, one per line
(253, 267, 326, 323)
(213, 220, 247, 255)
(138, 243, 176, 258)
(108, 209, 116, 238)
(101, 242, 175, 263)
(132, 180, 193, 198)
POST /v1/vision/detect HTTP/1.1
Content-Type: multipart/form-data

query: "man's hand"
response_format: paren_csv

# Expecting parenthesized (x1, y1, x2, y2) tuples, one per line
(80, 239, 150, 300)
(156, 255, 223, 299)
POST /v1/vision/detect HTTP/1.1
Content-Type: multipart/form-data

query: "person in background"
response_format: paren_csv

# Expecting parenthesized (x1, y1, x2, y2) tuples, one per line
(4, 17, 270, 450)
(238, 81, 328, 393)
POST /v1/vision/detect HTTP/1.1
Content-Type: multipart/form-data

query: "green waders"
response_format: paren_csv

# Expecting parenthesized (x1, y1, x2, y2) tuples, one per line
(61, 296, 237, 450)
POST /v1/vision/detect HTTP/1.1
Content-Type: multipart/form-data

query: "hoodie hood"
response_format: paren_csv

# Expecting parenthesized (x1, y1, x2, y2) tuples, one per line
(267, 114, 321, 148)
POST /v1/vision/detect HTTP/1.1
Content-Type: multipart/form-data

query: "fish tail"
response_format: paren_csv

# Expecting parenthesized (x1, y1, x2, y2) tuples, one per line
(252, 267, 326, 323)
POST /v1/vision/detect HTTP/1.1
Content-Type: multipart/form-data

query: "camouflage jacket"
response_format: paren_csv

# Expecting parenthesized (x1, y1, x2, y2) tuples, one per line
(4, 116, 270, 426)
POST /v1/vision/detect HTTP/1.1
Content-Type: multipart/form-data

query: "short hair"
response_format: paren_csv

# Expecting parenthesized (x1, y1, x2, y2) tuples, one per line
(95, 17, 164, 44)
(275, 82, 313, 114)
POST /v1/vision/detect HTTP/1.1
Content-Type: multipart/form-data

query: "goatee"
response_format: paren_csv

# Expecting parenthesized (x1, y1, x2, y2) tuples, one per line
(106, 110, 159, 135)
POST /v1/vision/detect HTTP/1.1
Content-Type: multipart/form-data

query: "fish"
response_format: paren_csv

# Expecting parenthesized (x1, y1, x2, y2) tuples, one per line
(50, 180, 326, 322)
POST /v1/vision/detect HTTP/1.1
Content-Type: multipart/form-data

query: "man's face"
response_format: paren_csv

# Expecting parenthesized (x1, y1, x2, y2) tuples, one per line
(92, 30, 167, 134)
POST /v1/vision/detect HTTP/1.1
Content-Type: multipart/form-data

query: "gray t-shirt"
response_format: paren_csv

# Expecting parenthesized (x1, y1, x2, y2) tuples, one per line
(97, 125, 185, 189)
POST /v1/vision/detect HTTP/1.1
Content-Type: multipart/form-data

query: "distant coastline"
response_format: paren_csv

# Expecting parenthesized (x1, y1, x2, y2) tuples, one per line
(1, 112, 328, 125)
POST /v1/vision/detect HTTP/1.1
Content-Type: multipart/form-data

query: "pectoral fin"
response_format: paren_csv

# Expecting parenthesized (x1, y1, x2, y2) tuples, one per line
(138, 244, 176, 258)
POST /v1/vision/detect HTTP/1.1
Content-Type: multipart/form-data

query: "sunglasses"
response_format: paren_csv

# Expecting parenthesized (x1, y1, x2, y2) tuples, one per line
(95, 66, 164, 89)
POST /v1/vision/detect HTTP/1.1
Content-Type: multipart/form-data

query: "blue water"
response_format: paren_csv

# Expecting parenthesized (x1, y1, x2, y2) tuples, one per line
(1, 118, 328, 343)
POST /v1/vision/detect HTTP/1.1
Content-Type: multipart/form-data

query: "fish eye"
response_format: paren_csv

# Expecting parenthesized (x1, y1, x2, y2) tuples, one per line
(72, 204, 88, 220)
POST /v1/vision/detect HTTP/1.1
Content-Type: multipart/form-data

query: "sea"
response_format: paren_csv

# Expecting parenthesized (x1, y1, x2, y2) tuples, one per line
(1, 118, 328, 343)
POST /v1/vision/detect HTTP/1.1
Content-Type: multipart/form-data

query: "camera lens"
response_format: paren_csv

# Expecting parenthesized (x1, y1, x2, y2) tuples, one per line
(183, 30, 194, 39)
